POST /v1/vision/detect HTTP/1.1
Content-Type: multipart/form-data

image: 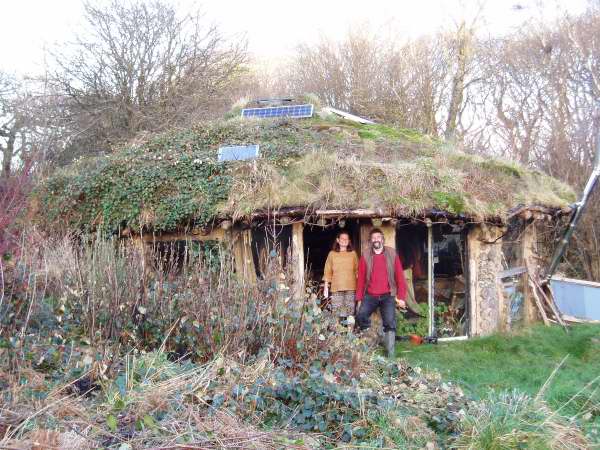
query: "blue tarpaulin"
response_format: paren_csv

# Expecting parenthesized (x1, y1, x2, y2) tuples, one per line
(550, 276, 600, 321)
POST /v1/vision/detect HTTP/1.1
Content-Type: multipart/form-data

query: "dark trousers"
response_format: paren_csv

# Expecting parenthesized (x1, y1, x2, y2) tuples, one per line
(356, 293, 396, 333)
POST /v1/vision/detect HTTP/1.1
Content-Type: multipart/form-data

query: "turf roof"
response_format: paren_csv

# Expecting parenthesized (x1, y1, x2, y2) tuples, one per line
(33, 112, 576, 234)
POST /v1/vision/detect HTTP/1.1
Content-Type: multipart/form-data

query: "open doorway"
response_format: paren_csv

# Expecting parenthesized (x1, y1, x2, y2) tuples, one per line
(303, 219, 360, 291)
(396, 224, 429, 335)
(396, 223, 469, 338)
(431, 224, 468, 337)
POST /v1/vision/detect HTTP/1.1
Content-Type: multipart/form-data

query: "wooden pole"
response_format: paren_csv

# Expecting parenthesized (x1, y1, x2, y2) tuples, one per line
(467, 227, 480, 336)
(231, 228, 257, 284)
(427, 220, 434, 337)
(292, 222, 305, 299)
(530, 274, 567, 331)
(522, 224, 539, 324)
(528, 275, 550, 326)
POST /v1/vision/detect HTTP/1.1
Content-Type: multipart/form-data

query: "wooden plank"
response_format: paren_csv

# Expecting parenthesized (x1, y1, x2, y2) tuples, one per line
(427, 223, 434, 337)
(467, 227, 480, 336)
(232, 229, 256, 285)
(381, 222, 396, 249)
(317, 209, 380, 216)
(530, 275, 567, 331)
(497, 266, 527, 279)
(191, 227, 227, 240)
(528, 276, 550, 326)
(521, 223, 539, 325)
(562, 314, 600, 324)
(232, 231, 245, 282)
(360, 221, 371, 256)
(507, 205, 573, 220)
(141, 228, 226, 243)
(244, 229, 257, 285)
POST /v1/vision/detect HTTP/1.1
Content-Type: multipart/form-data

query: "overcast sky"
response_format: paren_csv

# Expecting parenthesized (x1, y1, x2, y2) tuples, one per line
(0, 0, 590, 75)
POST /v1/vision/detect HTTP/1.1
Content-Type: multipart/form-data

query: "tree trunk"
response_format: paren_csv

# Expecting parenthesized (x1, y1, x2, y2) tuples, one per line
(445, 24, 471, 141)
(1, 126, 17, 179)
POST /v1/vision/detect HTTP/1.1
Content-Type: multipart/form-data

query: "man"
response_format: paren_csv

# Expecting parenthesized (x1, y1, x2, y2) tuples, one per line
(356, 228, 407, 357)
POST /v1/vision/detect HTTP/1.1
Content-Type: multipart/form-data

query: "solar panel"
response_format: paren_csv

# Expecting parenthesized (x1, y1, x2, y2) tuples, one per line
(241, 104, 314, 119)
(218, 144, 260, 162)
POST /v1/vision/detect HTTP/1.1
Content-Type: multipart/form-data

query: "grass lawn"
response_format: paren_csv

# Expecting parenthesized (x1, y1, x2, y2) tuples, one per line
(396, 323, 600, 415)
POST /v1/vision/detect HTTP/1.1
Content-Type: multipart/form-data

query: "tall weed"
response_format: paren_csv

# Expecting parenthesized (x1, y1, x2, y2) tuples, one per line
(0, 230, 344, 367)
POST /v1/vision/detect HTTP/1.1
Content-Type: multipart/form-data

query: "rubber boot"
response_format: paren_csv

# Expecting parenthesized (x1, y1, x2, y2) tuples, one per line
(384, 330, 396, 358)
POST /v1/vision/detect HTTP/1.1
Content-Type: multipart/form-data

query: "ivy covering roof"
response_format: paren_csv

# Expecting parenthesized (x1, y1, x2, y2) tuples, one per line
(34, 111, 575, 234)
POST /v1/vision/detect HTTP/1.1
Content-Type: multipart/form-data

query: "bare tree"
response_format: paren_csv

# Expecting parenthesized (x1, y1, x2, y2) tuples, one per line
(0, 73, 27, 179)
(289, 29, 381, 115)
(463, 8, 600, 280)
(1, 71, 72, 176)
(382, 35, 451, 134)
(444, 21, 476, 140)
(50, 0, 248, 159)
(286, 29, 453, 134)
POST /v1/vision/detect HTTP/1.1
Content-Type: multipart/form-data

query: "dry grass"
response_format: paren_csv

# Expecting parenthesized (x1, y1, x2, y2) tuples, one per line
(452, 391, 589, 450)
(225, 136, 574, 220)
(0, 353, 316, 450)
(35, 115, 576, 234)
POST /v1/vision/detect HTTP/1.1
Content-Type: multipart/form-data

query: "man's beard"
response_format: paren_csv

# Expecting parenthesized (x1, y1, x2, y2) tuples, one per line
(372, 241, 382, 250)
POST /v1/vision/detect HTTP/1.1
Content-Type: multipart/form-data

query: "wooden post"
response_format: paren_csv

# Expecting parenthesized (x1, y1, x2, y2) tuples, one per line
(360, 221, 371, 256)
(427, 221, 434, 337)
(292, 222, 305, 299)
(382, 222, 396, 249)
(232, 230, 245, 280)
(468, 227, 480, 336)
(139, 227, 227, 243)
(232, 229, 257, 285)
(522, 223, 539, 324)
(528, 275, 550, 326)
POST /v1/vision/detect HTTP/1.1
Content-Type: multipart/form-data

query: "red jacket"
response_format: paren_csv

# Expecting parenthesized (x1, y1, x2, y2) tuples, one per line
(356, 249, 407, 301)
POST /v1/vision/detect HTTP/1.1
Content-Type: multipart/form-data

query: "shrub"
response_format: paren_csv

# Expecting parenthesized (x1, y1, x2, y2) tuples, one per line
(0, 230, 357, 366)
(0, 160, 33, 259)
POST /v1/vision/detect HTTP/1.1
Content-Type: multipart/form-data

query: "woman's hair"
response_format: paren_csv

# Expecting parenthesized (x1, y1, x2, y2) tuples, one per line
(332, 231, 354, 252)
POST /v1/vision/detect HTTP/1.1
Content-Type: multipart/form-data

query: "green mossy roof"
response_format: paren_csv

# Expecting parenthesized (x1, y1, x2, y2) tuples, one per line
(33, 114, 576, 234)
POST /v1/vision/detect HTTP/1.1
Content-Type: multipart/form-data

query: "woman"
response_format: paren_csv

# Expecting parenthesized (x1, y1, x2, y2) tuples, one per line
(323, 231, 359, 321)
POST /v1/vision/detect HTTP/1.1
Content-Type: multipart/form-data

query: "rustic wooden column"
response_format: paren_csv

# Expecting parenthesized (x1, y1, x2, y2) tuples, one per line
(427, 220, 434, 336)
(360, 222, 371, 256)
(468, 227, 480, 336)
(522, 223, 539, 324)
(232, 228, 257, 285)
(292, 222, 305, 299)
